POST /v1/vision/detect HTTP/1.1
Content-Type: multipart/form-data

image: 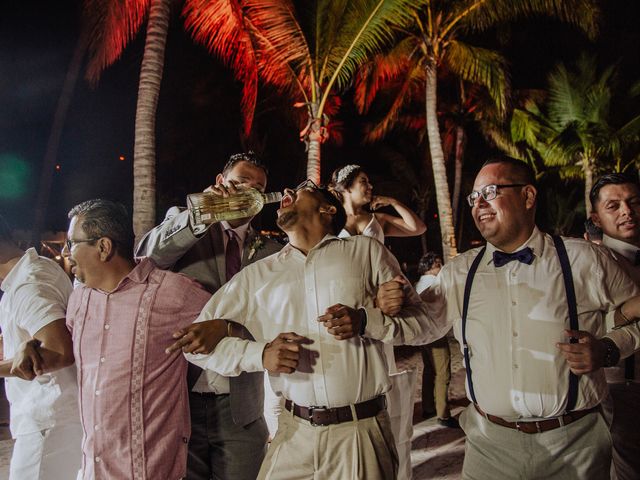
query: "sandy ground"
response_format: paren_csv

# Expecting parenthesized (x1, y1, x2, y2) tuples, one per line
(0, 338, 467, 479)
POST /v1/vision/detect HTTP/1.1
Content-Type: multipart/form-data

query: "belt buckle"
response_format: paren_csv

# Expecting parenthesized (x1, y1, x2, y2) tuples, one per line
(308, 406, 328, 426)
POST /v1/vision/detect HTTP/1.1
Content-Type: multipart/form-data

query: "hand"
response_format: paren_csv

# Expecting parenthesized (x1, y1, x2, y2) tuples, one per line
(556, 330, 606, 375)
(318, 304, 364, 340)
(262, 332, 309, 373)
(166, 320, 228, 355)
(203, 180, 241, 197)
(370, 195, 395, 210)
(376, 275, 407, 316)
(11, 339, 44, 380)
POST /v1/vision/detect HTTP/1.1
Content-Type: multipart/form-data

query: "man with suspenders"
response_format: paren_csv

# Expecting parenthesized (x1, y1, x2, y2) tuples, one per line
(414, 158, 640, 479)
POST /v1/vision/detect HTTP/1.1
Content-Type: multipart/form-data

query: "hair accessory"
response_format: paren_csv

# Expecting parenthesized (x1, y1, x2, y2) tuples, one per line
(336, 164, 361, 184)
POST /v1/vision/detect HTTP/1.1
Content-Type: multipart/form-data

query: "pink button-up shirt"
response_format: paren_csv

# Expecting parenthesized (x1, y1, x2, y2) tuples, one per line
(67, 259, 211, 480)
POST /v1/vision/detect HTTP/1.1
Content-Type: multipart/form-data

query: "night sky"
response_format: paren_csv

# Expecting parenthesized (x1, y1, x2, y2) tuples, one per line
(1, 1, 638, 258)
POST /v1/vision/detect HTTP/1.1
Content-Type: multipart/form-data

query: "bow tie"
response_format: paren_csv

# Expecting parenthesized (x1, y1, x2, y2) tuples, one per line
(493, 247, 535, 268)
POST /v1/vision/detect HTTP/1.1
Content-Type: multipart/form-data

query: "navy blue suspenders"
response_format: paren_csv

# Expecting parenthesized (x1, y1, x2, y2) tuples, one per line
(461, 235, 579, 413)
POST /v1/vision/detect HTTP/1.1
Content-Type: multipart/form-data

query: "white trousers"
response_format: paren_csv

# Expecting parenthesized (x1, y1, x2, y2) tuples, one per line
(10, 423, 83, 480)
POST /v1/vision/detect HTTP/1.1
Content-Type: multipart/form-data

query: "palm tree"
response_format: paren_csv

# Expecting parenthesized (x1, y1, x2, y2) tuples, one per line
(355, 0, 598, 259)
(184, 0, 425, 183)
(497, 57, 640, 213)
(84, 0, 172, 239)
(544, 55, 640, 211)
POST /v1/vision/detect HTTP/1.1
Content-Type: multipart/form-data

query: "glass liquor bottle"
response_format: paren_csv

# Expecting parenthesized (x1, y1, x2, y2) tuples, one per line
(187, 187, 282, 231)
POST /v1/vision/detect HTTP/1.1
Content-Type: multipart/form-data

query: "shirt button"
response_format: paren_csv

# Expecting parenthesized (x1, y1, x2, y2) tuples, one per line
(511, 301, 517, 306)
(95, 390, 101, 396)
(104, 324, 110, 330)
(94, 424, 100, 430)
(513, 331, 519, 337)
(100, 357, 106, 363)
(511, 272, 516, 277)
(95, 457, 101, 463)
(513, 364, 519, 369)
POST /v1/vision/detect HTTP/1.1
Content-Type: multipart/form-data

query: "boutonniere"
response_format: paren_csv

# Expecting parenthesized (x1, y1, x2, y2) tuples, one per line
(248, 235, 266, 260)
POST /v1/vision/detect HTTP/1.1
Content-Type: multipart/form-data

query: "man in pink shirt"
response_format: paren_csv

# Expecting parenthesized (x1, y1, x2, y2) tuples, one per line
(58, 199, 211, 479)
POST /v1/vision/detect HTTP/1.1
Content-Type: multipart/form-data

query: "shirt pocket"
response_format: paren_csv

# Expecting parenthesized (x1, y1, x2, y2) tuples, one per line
(327, 277, 366, 310)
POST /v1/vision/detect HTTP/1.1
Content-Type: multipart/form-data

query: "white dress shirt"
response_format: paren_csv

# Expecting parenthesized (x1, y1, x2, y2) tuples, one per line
(415, 274, 438, 294)
(601, 234, 640, 382)
(192, 221, 251, 394)
(187, 235, 444, 408)
(0, 248, 80, 437)
(421, 227, 640, 420)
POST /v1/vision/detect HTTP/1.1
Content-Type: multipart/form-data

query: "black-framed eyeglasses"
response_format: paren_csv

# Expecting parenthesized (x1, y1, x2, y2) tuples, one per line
(65, 237, 100, 251)
(466, 184, 527, 206)
(294, 179, 320, 192)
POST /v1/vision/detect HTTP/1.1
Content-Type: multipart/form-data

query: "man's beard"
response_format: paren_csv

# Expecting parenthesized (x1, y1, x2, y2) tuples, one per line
(276, 211, 298, 231)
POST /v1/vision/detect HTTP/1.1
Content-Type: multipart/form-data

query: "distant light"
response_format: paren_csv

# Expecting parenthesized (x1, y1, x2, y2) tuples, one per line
(433, 214, 438, 218)
(55, 164, 61, 171)
(0, 153, 31, 199)
(119, 155, 125, 161)
(55, 255, 61, 260)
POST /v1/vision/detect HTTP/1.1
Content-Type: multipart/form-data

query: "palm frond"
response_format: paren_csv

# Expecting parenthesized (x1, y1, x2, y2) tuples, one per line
(320, 0, 427, 94)
(354, 36, 421, 114)
(84, 0, 151, 83)
(460, 0, 599, 40)
(443, 40, 509, 115)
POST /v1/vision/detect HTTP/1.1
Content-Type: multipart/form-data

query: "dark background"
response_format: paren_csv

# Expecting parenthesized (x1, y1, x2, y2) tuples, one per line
(1, 1, 638, 264)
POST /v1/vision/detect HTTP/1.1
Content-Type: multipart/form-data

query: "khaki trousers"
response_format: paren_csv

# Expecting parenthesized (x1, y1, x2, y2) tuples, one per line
(421, 336, 451, 418)
(258, 407, 398, 480)
(460, 404, 612, 480)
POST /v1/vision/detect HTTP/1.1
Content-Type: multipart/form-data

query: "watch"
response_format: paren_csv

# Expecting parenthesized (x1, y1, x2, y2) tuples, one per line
(601, 338, 621, 368)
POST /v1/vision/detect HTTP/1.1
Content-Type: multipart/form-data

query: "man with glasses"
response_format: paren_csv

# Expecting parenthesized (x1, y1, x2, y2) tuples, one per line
(0, 214, 81, 479)
(135, 152, 281, 480)
(42, 199, 211, 479)
(380, 157, 640, 478)
(166, 181, 440, 479)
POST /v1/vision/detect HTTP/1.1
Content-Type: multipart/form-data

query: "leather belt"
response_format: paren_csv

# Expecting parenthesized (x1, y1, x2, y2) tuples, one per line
(474, 404, 599, 434)
(284, 396, 386, 427)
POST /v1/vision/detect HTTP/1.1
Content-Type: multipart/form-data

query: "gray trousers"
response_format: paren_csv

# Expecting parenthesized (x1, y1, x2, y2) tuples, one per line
(187, 392, 269, 480)
(460, 404, 612, 480)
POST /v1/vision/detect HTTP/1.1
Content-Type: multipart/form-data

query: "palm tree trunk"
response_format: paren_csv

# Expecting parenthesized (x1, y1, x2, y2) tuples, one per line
(305, 103, 322, 183)
(31, 32, 88, 251)
(452, 124, 465, 228)
(583, 156, 594, 214)
(133, 0, 171, 242)
(425, 64, 458, 260)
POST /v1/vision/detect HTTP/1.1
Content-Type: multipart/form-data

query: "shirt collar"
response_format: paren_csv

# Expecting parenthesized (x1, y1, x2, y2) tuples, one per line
(1, 248, 37, 293)
(484, 226, 545, 265)
(221, 221, 251, 244)
(276, 233, 341, 260)
(124, 257, 156, 285)
(603, 234, 640, 263)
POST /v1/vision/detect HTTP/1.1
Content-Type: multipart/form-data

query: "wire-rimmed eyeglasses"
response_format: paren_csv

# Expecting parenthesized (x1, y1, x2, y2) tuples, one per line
(466, 184, 527, 206)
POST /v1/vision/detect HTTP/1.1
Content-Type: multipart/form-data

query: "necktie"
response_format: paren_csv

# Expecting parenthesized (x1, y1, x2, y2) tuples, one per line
(493, 247, 534, 268)
(225, 229, 242, 282)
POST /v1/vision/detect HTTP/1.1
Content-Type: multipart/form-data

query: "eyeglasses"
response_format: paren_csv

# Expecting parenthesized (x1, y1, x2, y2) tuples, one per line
(466, 184, 527, 206)
(294, 179, 320, 192)
(65, 237, 100, 251)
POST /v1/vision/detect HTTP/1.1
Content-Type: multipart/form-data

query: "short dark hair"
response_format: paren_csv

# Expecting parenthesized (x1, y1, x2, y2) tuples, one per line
(0, 214, 13, 244)
(590, 172, 640, 209)
(222, 151, 269, 177)
(328, 165, 365, 203)
(584, 218, 603, 242)
(318, 187, 347, 235)
(68, 199, 134, 258)
(418, 252, 442, 275)
(481, 157, 537, 188)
